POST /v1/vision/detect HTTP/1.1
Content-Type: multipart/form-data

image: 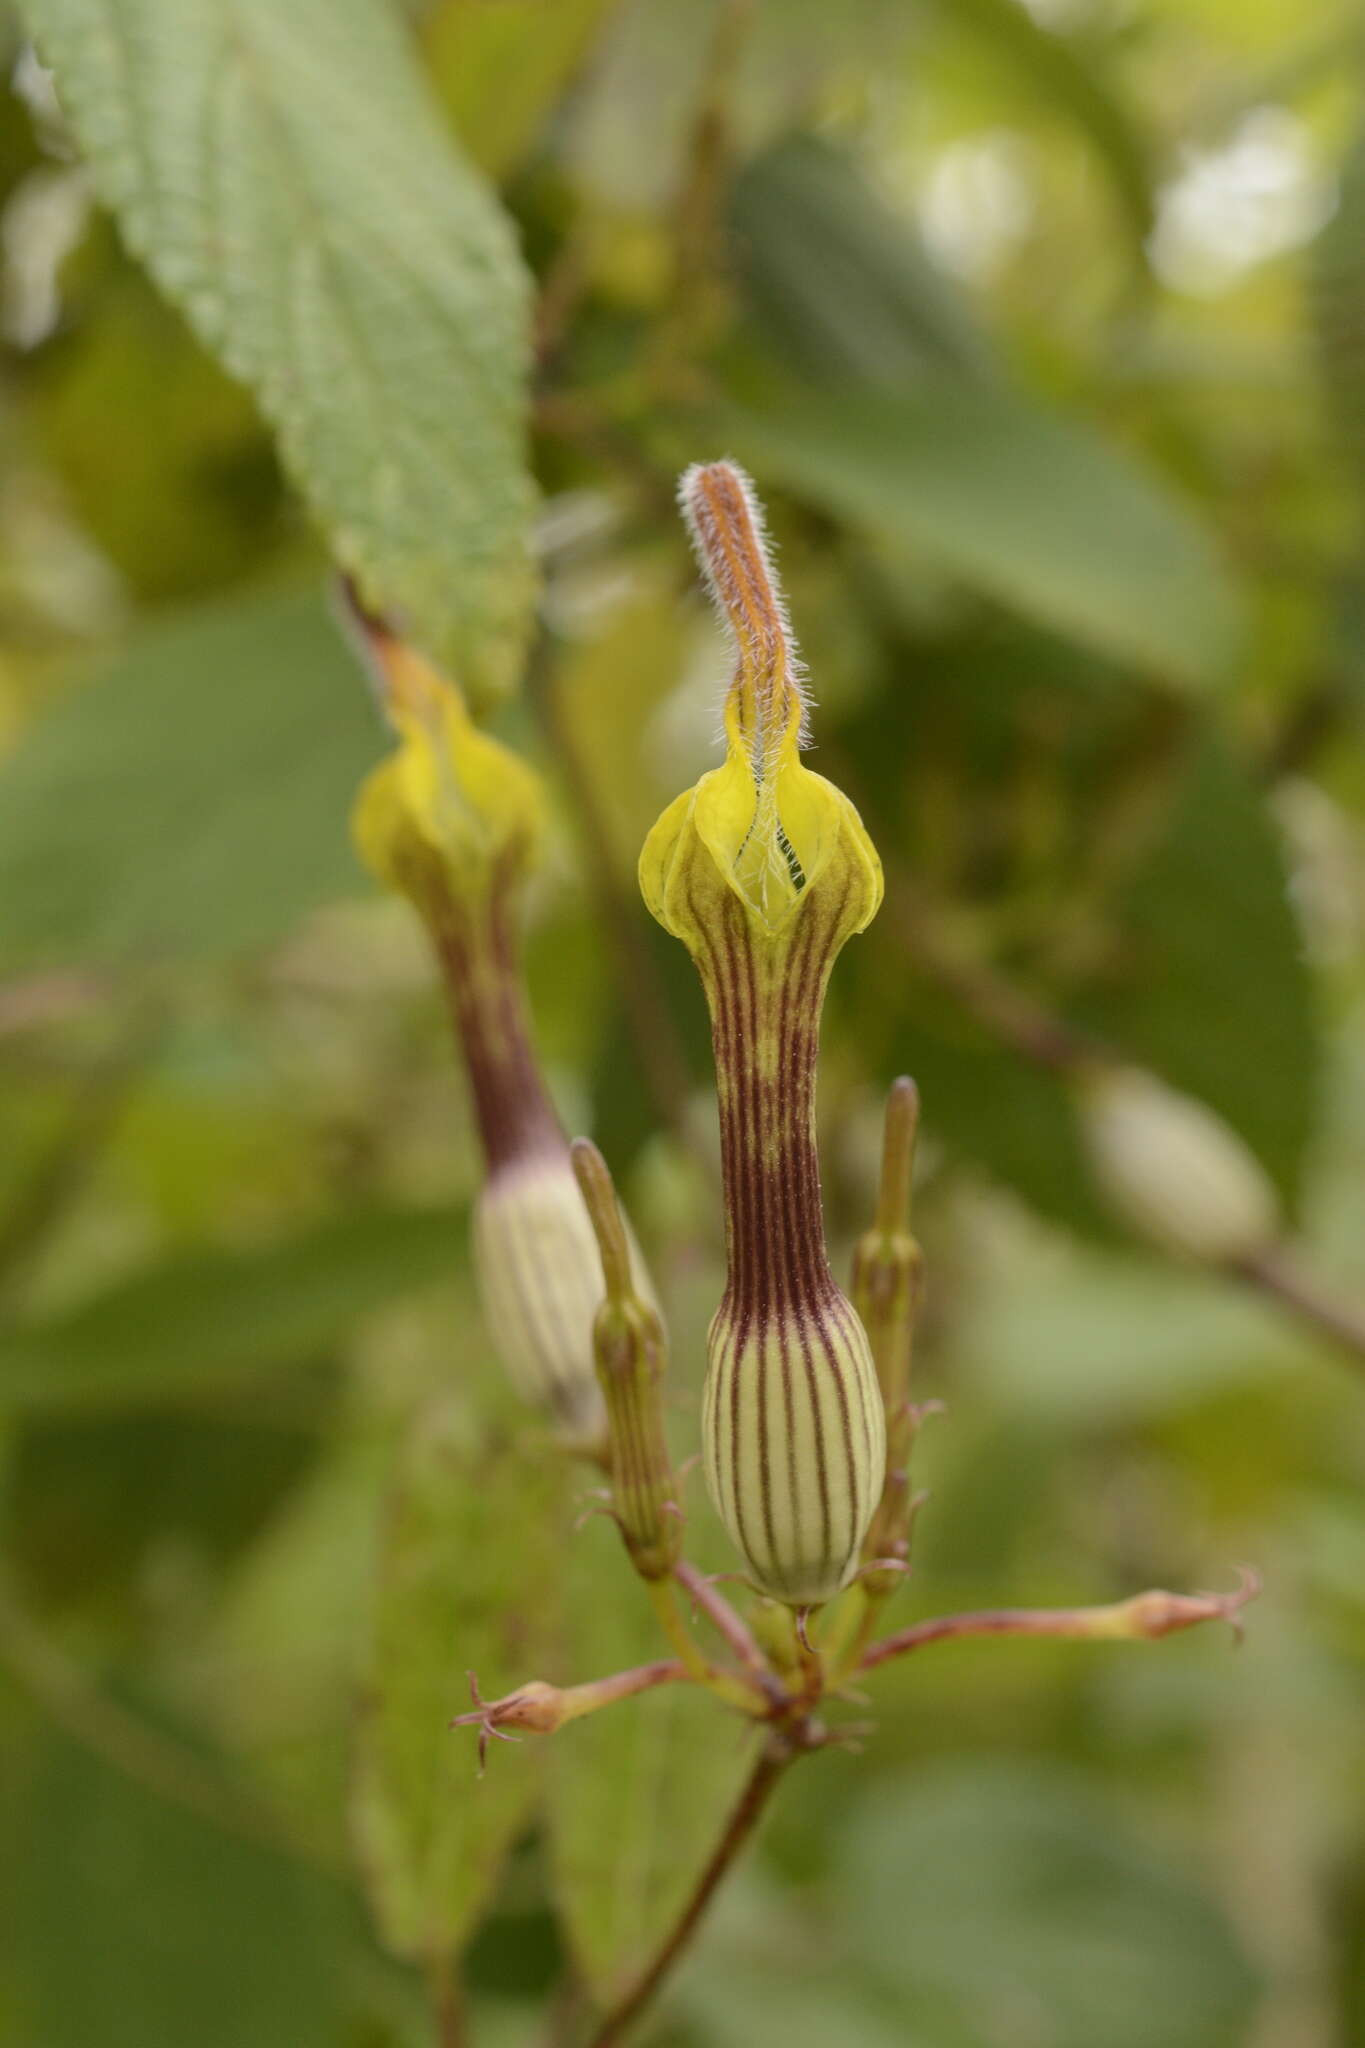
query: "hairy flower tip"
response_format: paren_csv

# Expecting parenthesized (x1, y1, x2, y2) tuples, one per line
(1079, 1064, 1280, 1264)
(643, 461, 881, 943)
(705, 1294, 886, 1607)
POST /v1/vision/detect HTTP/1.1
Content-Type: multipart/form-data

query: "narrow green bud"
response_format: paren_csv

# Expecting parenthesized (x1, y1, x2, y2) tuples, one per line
(572, 1138, 683, 1579)
(851, 1077, 925, 1588)
(641, 462, 885, 1607)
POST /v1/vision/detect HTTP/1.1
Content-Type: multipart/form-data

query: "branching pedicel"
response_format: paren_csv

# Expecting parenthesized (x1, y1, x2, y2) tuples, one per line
(350, 468, 1259, 2047)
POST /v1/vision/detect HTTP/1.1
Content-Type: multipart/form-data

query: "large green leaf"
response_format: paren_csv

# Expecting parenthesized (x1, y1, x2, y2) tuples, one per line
(19, 0, 536, 695)
(724, 382, 1245, 688)
(0, 589, 378, 964)
(943, 0, 1155, 248)
(0, 1201, 465, 1412)
(7, 1725, 355, 2048)
(546, 1515, 759, 2003)
(352, 1392, 566, 1965)
(729, 135, 993, 387)
(1313, 116, 1365, 506)
(1072, 730, 1319, 1207)
(839, 1759, 1258, 2048)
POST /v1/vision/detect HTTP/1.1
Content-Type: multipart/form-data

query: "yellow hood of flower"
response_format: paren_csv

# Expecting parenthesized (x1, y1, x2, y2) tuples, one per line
(349, 615, 545, 899)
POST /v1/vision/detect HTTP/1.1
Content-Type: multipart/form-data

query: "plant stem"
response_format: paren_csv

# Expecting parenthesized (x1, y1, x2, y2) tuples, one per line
(645, 1579, 767, 1715)
(673, 1558, 772, 1684)
(859, 1573, 1259, 1673)
(583, 1739, 791, 2048)
(1234, 1246, 1365, 1375)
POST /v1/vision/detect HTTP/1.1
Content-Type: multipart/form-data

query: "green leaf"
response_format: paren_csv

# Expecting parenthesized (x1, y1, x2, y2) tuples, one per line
(839, 1759, 1259, 2048)
(352, 1392, 566, 1965)
(546, 1516, 759, 2002)
(424, 0, 618, 181)
(1313, 116, 1365, 507)
(0, 588, 379, 964)
(729, 135, 993, 387)
(1073, 730, 1320, 1207)
(19, 0, 536, 695)
(723, 381, 1245, 688)
(0, 1201, 465, 1413)
(942, 0, 1155, 248)
(7, 1725, 355, 2048)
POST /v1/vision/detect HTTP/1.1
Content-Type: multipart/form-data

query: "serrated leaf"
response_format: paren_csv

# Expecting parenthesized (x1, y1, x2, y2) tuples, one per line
(0, 589, 378, 965)
(546, 1515, 759, 2002)
(20, 0, 536, 695)
(724, 381, 1244, 688)
(352, 1393, 566, 1966)
(0, 1202, 465, 1413)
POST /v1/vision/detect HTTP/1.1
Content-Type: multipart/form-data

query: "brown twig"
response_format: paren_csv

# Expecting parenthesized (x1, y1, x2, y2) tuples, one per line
(673, 1558, 771, 1683)
(583, 1737, 791, 2048)
(859, 1571, 1260, 1674)
(1233, 1246, 1365, 1375)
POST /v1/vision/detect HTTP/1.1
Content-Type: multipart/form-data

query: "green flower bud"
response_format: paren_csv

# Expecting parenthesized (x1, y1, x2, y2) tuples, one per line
(1079, 1064, 1280, 1264)
(640, 462, 885, 1606)
(347, 600, 655, 1451)
(572, 1138, 683, 1579)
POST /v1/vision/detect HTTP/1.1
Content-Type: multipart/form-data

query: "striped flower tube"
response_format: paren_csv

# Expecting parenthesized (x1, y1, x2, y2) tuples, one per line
(640, 462, 886, 1607)
(349, 602, 650, 1454)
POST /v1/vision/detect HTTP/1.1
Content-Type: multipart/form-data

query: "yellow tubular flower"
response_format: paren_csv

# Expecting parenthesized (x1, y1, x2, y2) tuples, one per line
(348, 599, 652, 1454)
(640, 463, 886, 1607)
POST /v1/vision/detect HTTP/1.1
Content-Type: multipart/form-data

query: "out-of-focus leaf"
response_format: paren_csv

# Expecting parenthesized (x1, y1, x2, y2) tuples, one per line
(1313, 117, 1365, 503)
(0, 589, 379, 964)
(29, 225, 282, 600)
(424, 0, 618, 180)
(942, 0, 1154, 247)
(19, 0, 536, 695)
(729, 134, 992, 386)
(1073, 731, 1319, 1206)
(7, 1407, 322, 1609)
(725, 381, 1245, 687)
(840, 1759, 1259, 2048)
(546, 1515, 758, 2002)
(352, 1392, 566, 1965)
(8, 1726, 354, 2048)
(0, 1201, 465, 1413)
(967, 1239, 1304, 1424)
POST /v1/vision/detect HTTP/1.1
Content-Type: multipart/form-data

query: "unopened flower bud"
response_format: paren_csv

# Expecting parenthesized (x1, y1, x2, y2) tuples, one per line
(851, 1077, 925, 1587)
(346, 596, 657, 1450)
(571, 1138, 682, 1578)
(641, 462, 885, 1606)
(1078, 1064, 1280, 1264)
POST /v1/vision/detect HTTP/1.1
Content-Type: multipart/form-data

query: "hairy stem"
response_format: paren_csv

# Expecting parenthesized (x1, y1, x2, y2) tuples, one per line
(583, 1739, 791, 2048)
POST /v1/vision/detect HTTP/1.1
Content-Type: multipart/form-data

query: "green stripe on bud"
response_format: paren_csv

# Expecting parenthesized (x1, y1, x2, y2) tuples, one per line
(572, 1138, 683, 1579)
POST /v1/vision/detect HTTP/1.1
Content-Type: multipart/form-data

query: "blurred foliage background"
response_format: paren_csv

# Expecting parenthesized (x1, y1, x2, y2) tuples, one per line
(1, 1, 1364, 2044)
